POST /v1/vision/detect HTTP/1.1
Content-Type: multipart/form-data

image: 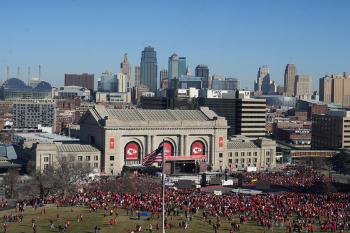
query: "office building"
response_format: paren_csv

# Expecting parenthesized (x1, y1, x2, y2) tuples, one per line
(79, 106, 228, 175)
(169, 75, 202, 90)
(226, 136, 276, 171)
(97, 71, 118, 92)
(254, 65, 270, 93)
(64, 73, 94, 92)
(120, 53, 131, 89)
(95, 92, 131, 104)
(55, 86, 90, 100)
(168, 53, 186, 79)
(13, 102, 56, 131)
(295, 75, 312, 99)
(140, 46, 158, 92)
(312, 110, 350, 150)
(116, 73, 128, 93)
(134, 65, 141, 89)
(284, 64, 297, 96)
(212, 77, 239, 90)
(33, 143, 101, 172)
(196, 98, 266, 138)
(160, 69, 169, 89)
(195, 65, 210, 89)
(319, 73, 350, 107)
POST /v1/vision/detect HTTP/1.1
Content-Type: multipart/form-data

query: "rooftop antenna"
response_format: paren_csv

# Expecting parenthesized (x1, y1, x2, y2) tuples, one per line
(17, 66, 20, 79)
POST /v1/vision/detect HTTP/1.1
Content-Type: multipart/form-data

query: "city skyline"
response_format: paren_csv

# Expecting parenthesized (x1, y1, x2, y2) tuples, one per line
(1, 0, 350, 89)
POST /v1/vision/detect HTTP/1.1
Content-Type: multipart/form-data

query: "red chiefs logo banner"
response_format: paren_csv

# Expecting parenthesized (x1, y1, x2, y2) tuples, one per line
(162, 141, 173, 157)
(125, 142, 140, 160)
(191, 141, 205, 156)
(219, 136, 224, 148)
(109, 138, 115, 149)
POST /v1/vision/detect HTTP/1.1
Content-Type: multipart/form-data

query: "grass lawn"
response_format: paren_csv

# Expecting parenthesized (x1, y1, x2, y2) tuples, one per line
(0, 205, 330, 233)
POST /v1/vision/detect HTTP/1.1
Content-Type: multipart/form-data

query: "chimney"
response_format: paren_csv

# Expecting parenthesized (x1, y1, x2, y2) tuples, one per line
(28, 67, 31, 84)
(38, 64, 42, 80)
(6, 66, 9, 80)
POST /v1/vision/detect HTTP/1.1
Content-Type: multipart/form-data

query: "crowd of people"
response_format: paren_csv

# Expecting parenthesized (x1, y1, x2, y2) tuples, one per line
(241, 166, 332, 188)
(1, 168, 350, 232)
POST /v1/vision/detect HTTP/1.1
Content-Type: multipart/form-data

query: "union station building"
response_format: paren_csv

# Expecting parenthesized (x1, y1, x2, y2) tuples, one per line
(79, 106, 228, 175)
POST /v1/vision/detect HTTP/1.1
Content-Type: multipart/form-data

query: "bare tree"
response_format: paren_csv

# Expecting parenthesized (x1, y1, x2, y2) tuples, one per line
(3, 169, 20, 199)
(32, 155, 93, 198)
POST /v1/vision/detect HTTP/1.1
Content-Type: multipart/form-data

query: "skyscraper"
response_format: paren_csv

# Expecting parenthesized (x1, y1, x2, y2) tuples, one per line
(120, 53, 131, 89)
(160, 69, 169, 90)
(254, 65, 271, 94)
(134, 65, 141, 89)
(140, 46, 158, 92)
(319, 73, 350, 107)
(195, 65, 210, 89)
(284, 64, 297, 96)
(117, 73, 128, 93)
(168, 53, 186, 79)
(294, 75, 312, 98)
(97, 71, 117, 92)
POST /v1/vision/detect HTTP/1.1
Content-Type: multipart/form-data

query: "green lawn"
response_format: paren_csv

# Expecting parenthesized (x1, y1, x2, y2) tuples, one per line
(0, 205, 335, 233)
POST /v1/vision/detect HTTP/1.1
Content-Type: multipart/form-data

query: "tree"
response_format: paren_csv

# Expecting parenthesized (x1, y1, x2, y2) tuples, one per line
(3, 169, 20, 199)
(32, 155, 93, 198)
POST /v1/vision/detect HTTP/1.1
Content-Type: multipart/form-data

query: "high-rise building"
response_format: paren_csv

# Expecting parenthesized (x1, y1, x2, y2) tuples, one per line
(134, 65, 141, 89)
(254, 65, 271, 94)
(294, 75, 312, 98)
(197, 97, 266, 138)
(168, 53, 186, 79)
(312, 110, 350, 150)
(140, 46, 158, 92)
(116, 73, 128, 93)
(64, 73, 94, 92)
(160, 69, 169, 90)
(13, 101, 56, 131)
(120, 53, 131, 89)
(195, 65, 210, 89)
(212, 77, 239, 90)
(284, 64, 297, 96)
(319, 73, 350, 107)
(97, 71, 118, 92)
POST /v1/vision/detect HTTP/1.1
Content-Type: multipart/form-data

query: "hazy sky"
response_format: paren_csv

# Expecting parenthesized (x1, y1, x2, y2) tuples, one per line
(1, 0, 349, 90)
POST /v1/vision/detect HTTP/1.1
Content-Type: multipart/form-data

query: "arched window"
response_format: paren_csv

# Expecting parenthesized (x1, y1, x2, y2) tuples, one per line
(190, 140, 205, 156)
(124, 141, 141, 161)
(160, 141, 174, 157)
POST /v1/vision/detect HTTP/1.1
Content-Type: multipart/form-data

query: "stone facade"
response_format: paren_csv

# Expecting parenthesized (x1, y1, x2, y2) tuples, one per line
(225, 136, 276, 171)
(34, 143, 100, 172)
(79, 106, 228, 175)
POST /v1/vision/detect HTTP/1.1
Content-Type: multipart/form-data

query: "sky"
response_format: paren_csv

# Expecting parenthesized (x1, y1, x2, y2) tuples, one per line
(0, 0, 349, 90)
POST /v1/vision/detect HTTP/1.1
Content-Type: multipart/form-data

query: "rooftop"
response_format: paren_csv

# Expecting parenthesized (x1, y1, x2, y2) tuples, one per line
(57, 144, 99, 152)
(227, 140, 259, 149)
(102, 108, 210, 122)
(15, 133, 80, 143)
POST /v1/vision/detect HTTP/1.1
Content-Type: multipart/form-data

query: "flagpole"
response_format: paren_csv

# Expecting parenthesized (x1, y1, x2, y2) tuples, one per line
(161, 139, 165, 233)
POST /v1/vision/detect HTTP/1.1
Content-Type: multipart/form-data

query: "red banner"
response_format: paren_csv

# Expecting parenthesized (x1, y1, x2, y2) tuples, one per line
(219, 136, 224, 148)
(125, 142, 139, 160)
(191, 141, 205, 156)
(109, 138, 115, 149)
(163, 141, 173, 157)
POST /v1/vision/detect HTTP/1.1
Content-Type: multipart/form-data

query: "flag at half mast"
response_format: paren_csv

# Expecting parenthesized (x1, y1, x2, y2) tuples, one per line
(142, 145, 163, 166)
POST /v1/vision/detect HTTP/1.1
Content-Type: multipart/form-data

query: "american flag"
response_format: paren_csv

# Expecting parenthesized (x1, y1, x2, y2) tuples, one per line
(142, 145, 163, 166)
